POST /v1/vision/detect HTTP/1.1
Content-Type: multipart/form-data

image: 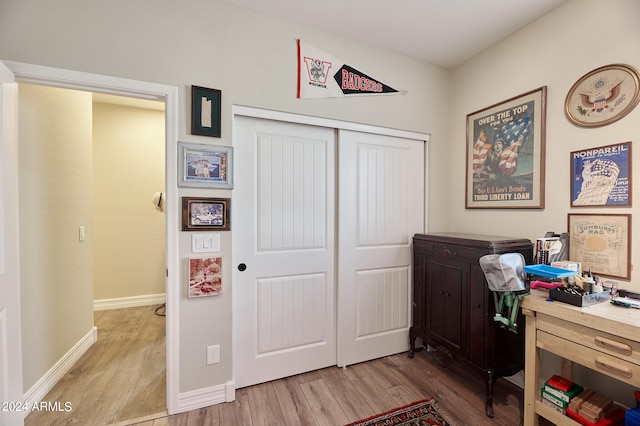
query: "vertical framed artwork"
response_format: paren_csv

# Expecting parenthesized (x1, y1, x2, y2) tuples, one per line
(465, 86, 547, 209)
(178, 142, 233, 189)
(568, 213, 631, 279)
(189, 256, 222, 297)
(182, 197, 231, 231)
(191, 85, 222, 137)
(570, 142, 631, 207)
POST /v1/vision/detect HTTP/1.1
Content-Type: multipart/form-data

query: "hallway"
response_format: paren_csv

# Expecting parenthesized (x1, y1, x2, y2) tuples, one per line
(25, 305, 166, 425)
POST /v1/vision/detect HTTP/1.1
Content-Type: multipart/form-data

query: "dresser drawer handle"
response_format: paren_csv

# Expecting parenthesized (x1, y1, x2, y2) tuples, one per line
(595, 357, 633, 379)
(595, 336, 633, 356)
(435, 247, 457, 257)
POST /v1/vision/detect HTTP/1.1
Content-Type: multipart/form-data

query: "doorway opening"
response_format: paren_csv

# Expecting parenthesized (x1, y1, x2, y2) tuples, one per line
(19, 85, 167, 424)
(1, 60, 181, 420)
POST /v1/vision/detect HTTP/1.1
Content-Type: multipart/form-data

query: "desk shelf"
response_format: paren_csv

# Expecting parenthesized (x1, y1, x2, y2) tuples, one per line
(521, 290, 640, 426)
(535, 401, 580, 426)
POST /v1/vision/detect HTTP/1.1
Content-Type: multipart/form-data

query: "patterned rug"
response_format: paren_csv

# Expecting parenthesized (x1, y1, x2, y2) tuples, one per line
(347, 399, 452, 425)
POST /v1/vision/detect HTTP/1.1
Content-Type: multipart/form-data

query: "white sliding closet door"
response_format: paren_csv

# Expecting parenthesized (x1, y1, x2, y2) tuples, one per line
(233, 116, 336, 388)
(233, 114, 425, 387)
(337, 130, 424, 367)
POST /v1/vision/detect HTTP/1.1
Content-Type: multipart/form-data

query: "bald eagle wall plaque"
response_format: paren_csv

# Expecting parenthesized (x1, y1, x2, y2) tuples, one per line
(565, 64, 640, 128)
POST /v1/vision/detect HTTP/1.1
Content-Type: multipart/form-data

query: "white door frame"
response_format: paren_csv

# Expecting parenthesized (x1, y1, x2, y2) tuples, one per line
(232, 105, 430, 380)
(1, 60, 181, 415)
(0, 59, 25, 426)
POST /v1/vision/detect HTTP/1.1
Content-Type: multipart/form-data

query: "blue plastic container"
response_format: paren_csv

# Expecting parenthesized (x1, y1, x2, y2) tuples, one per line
(626, 406, 640, 426)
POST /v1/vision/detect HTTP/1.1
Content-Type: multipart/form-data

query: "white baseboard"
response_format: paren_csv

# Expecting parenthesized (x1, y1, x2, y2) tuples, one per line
(93, 293, 166, 311)
(226, 380, 235, 402)
(176, 381, 235, 413)
(23, 326, 98, 416)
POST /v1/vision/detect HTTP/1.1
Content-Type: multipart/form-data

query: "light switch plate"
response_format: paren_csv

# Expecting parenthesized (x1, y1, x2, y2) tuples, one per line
(192, 233, 221, 253)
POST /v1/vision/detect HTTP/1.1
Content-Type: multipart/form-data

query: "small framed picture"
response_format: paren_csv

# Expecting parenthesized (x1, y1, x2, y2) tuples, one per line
(182, 197, 230, 231)
(191, 85, 221, 137)
(189, 256, 222, 297)
(570, 142, 631, 207)
(178, 142, 233, 189)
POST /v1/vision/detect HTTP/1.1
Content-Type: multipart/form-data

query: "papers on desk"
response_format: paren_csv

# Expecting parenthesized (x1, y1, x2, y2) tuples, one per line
(610, 297, 640, 309)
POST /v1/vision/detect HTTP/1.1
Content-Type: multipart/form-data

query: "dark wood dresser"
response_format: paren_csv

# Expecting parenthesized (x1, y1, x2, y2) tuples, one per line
(409, 232, 533, 417)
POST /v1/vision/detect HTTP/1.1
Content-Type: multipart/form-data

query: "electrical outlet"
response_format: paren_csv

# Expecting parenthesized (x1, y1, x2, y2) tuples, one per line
(207, 344, 220, 365)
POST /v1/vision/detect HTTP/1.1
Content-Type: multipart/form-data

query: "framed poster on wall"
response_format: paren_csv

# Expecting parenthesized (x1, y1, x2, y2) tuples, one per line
(570, 142, 631, 207)
(465, 86, 547, 209)
(568, 213, 631, 279)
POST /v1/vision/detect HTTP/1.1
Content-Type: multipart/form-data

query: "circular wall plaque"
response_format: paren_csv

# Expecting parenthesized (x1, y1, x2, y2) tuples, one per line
(565, 63, 640, 128)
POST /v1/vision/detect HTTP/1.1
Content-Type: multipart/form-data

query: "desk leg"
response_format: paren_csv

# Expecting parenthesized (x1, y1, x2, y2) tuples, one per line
(522, 308, 539, 426)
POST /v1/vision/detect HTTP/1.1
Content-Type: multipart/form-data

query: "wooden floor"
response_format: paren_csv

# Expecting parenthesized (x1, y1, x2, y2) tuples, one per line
(128, 351, 524, 426)
(25, 305, 167, 426)
(26, 305, 525, 426)
(133, 352, 524, 426)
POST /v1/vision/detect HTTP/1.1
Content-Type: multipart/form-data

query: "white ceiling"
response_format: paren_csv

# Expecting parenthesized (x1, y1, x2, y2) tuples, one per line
(220, 0, 567, 68)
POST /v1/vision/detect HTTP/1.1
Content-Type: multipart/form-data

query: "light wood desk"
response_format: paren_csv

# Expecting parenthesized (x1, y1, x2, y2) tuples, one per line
(521, 290, 640, 426)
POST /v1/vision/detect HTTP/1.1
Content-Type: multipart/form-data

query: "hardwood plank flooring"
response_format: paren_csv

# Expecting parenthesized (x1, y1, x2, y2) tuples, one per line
(26, 305, 527, 425)
(129, 349, 525, 426)
(25, 305, 167, 426)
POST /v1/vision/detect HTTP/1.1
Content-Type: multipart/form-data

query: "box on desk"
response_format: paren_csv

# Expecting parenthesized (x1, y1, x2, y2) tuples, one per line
(549, 287, 609, 307)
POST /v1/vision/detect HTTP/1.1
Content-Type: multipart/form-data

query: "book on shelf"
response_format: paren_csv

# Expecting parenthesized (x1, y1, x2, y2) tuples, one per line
(544, 382, 583, 403)
(540, 394, 566, 415)
(547, 374, 574, 392)
(541, 388, 570, 408)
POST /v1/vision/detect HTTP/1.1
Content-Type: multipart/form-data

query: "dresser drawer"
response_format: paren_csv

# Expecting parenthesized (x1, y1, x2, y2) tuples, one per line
(428, 243, 485, 261)
(538, 329, 640, 387)
(537, 312, 640, 366)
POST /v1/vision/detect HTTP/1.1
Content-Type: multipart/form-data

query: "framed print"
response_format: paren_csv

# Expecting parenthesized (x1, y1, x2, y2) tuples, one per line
(565, 64, 640, 128)
(570, 142, 631, 207)
(568, 213, 631, 279)
(182, 197, 231, 231)
(465, 86, 547, 209)
(178, 142, 233, 189)
(191, 85, 221, 137)
(188, 256, 222, 297)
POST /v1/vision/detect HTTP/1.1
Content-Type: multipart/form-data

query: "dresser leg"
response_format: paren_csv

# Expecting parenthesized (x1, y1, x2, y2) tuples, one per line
(408, 327, 416, 358)
(485, 370, 495, 417)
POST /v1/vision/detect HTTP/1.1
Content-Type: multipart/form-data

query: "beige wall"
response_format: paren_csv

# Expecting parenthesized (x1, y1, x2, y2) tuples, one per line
(449, 0, 640, 294)
(0, 0, 450, 393)
(92, 102, 165, 300)
(3, 0, 639, 404)
(18, 84, 95, 389)
(449, 0, 640, 406)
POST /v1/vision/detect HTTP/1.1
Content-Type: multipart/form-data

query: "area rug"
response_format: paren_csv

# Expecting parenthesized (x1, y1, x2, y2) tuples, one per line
(347, 398, 452, 425)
